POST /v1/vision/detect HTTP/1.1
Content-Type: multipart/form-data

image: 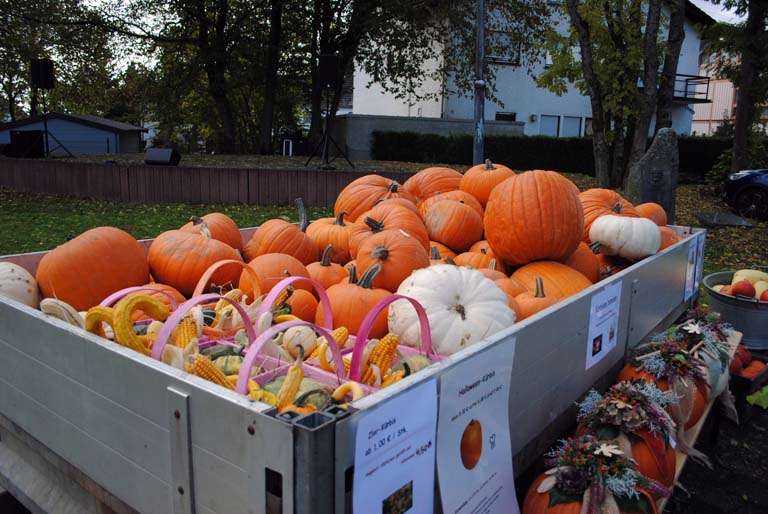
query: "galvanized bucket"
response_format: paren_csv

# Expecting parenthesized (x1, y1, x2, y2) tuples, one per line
(704, 271, 768, 349)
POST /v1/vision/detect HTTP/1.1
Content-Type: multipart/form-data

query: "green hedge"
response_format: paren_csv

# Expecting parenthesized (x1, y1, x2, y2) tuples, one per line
(372, 131, 737, 181)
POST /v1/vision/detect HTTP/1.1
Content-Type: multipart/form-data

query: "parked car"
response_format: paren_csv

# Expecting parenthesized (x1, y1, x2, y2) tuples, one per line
(722, 168, 768, 220)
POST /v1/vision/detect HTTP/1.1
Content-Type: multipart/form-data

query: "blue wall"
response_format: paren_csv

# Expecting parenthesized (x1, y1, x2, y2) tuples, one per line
(0, 118, 119, 154)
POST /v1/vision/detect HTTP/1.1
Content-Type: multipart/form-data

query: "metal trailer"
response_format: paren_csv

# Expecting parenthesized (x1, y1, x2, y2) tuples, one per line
(0, 227, 703, 514)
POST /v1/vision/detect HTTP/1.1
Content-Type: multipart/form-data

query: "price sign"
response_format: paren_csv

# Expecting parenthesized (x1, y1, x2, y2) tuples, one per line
(585, 281, 622, 370)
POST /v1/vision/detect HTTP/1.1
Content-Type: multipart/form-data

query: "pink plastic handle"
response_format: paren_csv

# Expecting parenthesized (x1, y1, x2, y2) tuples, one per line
(255, 276, 333, 332)
(236, 320, 345, 394)
(348, 294, 433, 382)
(100, 286, 181, 310)
(150, 294, 256, 360)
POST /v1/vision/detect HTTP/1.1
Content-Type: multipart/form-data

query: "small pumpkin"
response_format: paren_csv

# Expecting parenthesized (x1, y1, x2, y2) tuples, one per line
(459, 159, 515, 207)
(429, 241, 457, 259)
(239, 253, 310, 297)
(479, 260, 506, 281)
(306, 211, 352, 264)
(562, 241, 601, 283)
(180, 213, 242, 251)
(0, 262, 39, 308)
(403, 166, 463, 202)
(244, 198, 319, 265)
(286, 289, 319, 322)
(514, 277, 557, 321)
(417, 190, 484, 220)
(347, 203, 430, 257)
(579, 188, 640, 241)
(658, 226, 680, 251)
(130, 283, 186, 321)
(454, 248, 494, 269)
(356, 230, 430, 292)
(374, 197, 419, 215)
(635, 202, 668, 226)
(494, 277, 528, 298)
(511, 261, 592, 300)
(424, 200, 484, 252)
(468, 240, 493, 254)
(589, 215, 661, 261)
(334, 175, 415, 222)
(306, 245, 349, 290)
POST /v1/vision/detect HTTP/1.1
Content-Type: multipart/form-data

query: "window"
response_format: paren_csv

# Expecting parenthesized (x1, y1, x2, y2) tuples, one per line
(540, 115, 559, 137)
(495, 112, 517, 122)
(561, 116, 581, 137)
(486, 31, 522, 66)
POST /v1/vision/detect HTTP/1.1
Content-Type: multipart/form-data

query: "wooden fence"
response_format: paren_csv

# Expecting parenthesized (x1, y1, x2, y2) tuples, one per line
(0, 159, 415, 207)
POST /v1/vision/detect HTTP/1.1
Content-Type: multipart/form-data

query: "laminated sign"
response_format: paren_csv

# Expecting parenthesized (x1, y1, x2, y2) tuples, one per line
(585, 281, 622, 370)
(684, 236, 698, 301)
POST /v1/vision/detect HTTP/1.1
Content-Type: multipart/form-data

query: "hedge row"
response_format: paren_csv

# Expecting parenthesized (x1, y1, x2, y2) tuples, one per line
(371, 131, 736, 181)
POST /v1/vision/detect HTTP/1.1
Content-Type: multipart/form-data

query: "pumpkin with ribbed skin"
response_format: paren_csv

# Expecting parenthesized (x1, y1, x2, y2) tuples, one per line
(306, 211, 352, 264)
(562, 242, 601, 283)
(514, 277, 557, 321)
(424, 200, 484, 252)
(469, 240, 493, 254)
(244, 198, 318, 265)
(417, 190, 484, 220)
(658, 226, 680, 251)
(239, 253, 310, 297)
(485, 170, 584, 265)
(460, 159, 515, 206)
(479, 261, 506, 281)
(37, 227, 150, 311)
(307, 245, 349, 291)
(454, 248, 494, 269)
(347, 203, 430, 257)
(130, 283, 186, 321)
(429, 241, 457, 259)
(334, 175, 415, 222)
(511, 261, 592, 300)
(0, 262, 39, 308)
(356, 230, 430, 292)
(635, 202, 667, 226)
(495, 277, 527, 298)
(375, 197, 419, 215)
(316, 265, 391, 338)
(180, 213, 242, 251)
(403, 166, 463, 202)
(148, 228, 241, 297)
(579, 188, 640, 241)
(589, 215, 661, 261)
(286, 289, 319, 322)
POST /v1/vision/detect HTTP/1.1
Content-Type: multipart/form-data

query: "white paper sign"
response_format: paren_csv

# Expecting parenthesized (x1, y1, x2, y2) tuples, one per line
(586, 281, 622, 370)
(684, 237, 698, 301)
(436, 340, 518, 514)
(694, 232, 706, 292)
(353, 379, 438, 514)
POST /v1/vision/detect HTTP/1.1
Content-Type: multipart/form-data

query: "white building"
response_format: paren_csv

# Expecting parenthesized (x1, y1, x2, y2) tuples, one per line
(349, 1, 714, 138)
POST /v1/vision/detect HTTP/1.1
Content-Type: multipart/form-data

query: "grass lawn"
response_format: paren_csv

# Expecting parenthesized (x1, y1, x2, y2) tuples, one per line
(1, 175, 766, 280)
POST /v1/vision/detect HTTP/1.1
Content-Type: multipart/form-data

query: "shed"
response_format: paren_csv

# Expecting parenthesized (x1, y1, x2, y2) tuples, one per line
(0, 113, 147, 154)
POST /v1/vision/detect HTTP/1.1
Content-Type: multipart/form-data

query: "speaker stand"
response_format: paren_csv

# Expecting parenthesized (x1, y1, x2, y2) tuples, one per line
(305, 87, 354, 170)
(41, 90, 73, 157)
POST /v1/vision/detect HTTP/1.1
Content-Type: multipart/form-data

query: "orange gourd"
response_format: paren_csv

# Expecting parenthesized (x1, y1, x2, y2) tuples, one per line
(424, 200, 484, 252)
(579, 188, 639, 241)
(514, 277, 557, 321)
(562, 242, 601, 283)
(306, 211, 352, 264)
(635, 202, 668, 226)
(244, 198, 319, 265)
(239, 253, 311, 297)
(347, 203, 430, 257)
(403, 166, 462, 202)
(286, 289, 319, 322)
(334, 175, 415, 222)
(180, 213, 242, 251)
(459, 159, 515, 206)
(417, 190, 484, 220)
(306, 245, 349, 291)
(356, 230, 430, 292)
(511, 261, 592, 300)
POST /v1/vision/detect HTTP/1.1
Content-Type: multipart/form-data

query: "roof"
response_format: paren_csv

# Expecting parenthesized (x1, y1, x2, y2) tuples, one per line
(686, 0, 717, 26)
(0, 113, 147, 133)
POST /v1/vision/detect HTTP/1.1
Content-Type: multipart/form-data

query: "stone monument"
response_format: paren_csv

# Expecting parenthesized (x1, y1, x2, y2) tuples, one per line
(625, 128, 679, 224)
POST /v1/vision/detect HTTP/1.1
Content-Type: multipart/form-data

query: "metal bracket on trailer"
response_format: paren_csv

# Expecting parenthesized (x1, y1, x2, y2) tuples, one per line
(168, 387, 195, 514)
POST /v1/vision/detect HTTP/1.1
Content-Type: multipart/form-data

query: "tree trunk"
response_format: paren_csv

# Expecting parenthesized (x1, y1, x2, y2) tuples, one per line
(731, 0, 767, 172)
(655, 0, 686, 132)
(205, 62, 237, 153)
(611, 115, 627, 187)
(593, 130, 612, 188)
(307, 0, 326, 146)
(259, 0, 284, 155)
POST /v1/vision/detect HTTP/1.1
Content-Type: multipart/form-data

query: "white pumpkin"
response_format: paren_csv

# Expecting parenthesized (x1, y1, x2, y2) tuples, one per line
(589, 215, 661, 260)
(0, 262, 39, 308)
(389, 264, 515, 355)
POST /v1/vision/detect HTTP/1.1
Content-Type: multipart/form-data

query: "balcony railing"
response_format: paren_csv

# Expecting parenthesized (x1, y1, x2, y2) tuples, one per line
(673, 74, 711, 104)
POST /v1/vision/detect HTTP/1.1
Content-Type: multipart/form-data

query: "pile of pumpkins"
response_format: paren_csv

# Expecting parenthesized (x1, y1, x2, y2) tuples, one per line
(0, 162, 680, 357)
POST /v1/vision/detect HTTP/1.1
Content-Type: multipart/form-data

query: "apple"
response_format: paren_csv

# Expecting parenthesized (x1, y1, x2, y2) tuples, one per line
(731, 279, 756, 297)
(761, 290, 768, 302)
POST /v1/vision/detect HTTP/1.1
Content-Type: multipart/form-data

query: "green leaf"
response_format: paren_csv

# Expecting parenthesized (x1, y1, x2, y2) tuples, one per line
(548, 487, 581, 508)
(746, 386, 768, 410)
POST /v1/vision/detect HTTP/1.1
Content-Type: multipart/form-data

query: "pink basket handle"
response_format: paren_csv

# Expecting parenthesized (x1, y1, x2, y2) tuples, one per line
(100, 286, 181, 310)
(348, 294, 432, 382)
(236, 320, 345, 393)
(255, 276, 333, 332)
(150, 294, 256, 360)
(192, 259, 260, 297)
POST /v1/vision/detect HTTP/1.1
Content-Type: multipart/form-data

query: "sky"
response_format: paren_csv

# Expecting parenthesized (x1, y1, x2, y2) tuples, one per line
(690, 0, 745, 24)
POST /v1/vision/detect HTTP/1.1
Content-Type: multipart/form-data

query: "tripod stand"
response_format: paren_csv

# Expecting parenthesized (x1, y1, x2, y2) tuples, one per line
(39, 89, 73, 157)
(305, 86, 354, 170)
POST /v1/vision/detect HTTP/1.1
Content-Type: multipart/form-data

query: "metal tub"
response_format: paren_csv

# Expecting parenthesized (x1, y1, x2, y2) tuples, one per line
(703, 271, 768, 349)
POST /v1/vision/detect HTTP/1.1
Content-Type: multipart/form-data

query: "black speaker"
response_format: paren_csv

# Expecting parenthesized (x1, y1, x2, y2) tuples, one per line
(318, 54, 339, 88)
(31, 59, 54, 90)
(144, 148, 181, 166)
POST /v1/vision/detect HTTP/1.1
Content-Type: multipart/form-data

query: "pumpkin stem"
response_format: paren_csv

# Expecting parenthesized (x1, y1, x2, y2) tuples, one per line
(321, 245, 333, 266)
(364, 216, 385, 233)
(387, 181, 399, 193)
(484, 158, 495, 171)
(610, 202, 623, 214)
(443, 255, 457, 265)
(200, 222, 212, 239)
(489, 259, 497, 271)
(357, 263, 382, 289)
(479, 248, 487, 255)
(347, 264, 358, 284)
(430, 246, 441, 260)
(334, 211, 348, 226)
(533, 277, 546, 298)
(588, 241, 602, 254)
(295, 197, 309, 232)
(370, 245, 389, 260)
(454, 303, 466, 320)
(190, 215, 204, 225)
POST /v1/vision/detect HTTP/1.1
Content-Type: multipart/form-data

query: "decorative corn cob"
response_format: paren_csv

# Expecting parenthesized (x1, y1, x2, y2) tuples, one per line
(310, 326, 351, 361)
(272, 286, 294, 310)
(273, 313, 301, 324)
(85, 306, 115, 338)
(190, 354, 235, 390)
(361, 333, 399, 385)
(113, 295, 170, 356)
(276, 347, 305, 410)
(173, 316, 198, 348)
(381, 370, 405, 388)
(41, 298, 86, 328)
(332, 382, 365, 403)
(215, 289, 243, 311)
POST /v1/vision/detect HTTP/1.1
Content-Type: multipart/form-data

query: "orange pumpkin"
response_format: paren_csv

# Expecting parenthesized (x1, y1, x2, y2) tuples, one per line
(36, 227, 150, 311)
(356, 230, 430, 292)
(579, 188, 639, 241)
(240, 253, 311, 297)
(130, 283, 186, 321)
(244, 199, 319, 265)
(306, 211, 352, 264)
(375, 197, 419, 215)
(315, 264, 391, 338)
(469, 240, 493, 254)
(459, 159, 515, 207)
(334, 175, 415, 222)
(514, 277, 557, 321)
(454, 248, 494, 269)
(403, 166, 462, 202)
(460, 419, 483, 470)
(511, 261, 592, 300)
(495, 277, 528, 298)
(417, 190, 484, 220)
(429, 246, 449, 265)
(148, 228, 242, 297)
(180, 213, 242, 251)
(658, 227, 680, 251)
(307, 245, 350, 291)
(424, 200, 484, 252)
(635, 202, 668, 226)
(562, 242, 601, 283)
(347, 203, 430, 257)
(286, 289, 319, 322)
(485, 170, 584, 265)
(479, 260, 506, 280)
(429, 241, 457, 259)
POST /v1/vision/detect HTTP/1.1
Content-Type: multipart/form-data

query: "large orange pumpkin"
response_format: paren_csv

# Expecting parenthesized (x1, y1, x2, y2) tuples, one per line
(180, 213, 242, 251)
(562, 242, 601, 283)
(424, 200, 484, 252)
(417, 190, 484, 220)
(511, 261, 592, 300)
(315, 264, 391, 338)
(355, 230, 430, 292)
(307, 245, 349, 291)
(334, 175, 415, 222)
(347, 203, 430, 257)
(148, 228, 242, 297)
(484, 170, 584, 265)
(459, 159, 515, 207)
(579, 188, 639, 241)
(403, 166, 462, 202)
(239, 253, 311, 297)
(36, 227, 150, 311)
(306, 211, 352, 264)
(495, 277, 528, 297)
(635, 203, 668, 226)
(243, 199, 319, 265)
